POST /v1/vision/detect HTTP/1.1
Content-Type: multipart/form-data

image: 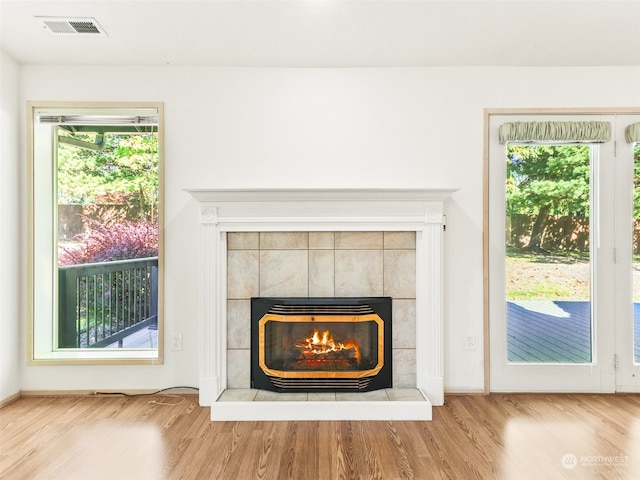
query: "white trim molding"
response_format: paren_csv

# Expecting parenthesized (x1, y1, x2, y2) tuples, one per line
(187, 188, 457, 420)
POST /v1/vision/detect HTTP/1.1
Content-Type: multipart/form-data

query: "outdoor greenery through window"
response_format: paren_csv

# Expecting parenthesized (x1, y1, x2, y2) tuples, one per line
(29, 103, 162, 363)
(57, 129, 159, 348)
(505, 145, 592, 363)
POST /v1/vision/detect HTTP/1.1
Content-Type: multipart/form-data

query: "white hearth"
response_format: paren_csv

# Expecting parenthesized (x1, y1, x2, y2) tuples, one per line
(187, 188, 456, 421)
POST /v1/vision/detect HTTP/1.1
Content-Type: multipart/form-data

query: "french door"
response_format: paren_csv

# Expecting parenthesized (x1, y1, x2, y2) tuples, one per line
(489, 113, 640, 393)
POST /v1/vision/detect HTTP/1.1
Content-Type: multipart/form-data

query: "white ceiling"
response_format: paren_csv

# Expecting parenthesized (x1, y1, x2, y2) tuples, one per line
(1, 0, 639, 68)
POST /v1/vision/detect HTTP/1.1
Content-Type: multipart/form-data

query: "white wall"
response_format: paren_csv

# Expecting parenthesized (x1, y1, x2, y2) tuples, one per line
(0, 49, 21, 402)
(13, 65, 640, 397)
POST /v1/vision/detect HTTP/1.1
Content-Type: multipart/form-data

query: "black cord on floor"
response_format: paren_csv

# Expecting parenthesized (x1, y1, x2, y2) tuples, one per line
(92, 386, 199, 397)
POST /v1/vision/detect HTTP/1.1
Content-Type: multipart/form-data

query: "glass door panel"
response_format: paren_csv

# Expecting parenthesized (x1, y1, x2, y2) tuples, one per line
(506, 145, 592, 364)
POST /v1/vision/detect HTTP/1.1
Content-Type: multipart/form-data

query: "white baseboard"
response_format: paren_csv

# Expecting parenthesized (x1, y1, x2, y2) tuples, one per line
(444, 387, 487, 395)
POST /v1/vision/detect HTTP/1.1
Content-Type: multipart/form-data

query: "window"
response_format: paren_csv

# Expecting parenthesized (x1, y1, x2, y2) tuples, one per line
(28, 102, 163, 364)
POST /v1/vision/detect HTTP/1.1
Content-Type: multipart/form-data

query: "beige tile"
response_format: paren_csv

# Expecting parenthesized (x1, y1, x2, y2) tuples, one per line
(335, 390, 389, 401)
(260, 232, 308, 250)
(227, 232, 259, 250)
(227, 349, 250, 389)
(227, 250, 259, 299)
(384, 231, 415, 249)
(309, 250, 335, 297)
(260, 250, 309, 297)
(335, 231, 383, 249)
(217, 389, 258, 402)
(385, 388, 426, 402)
(334, 250, 383, 297)
(309, 231, 334, 250)
(225, 229, 420, 395)
(307, 392, 337, 401)
(392, 299, 416, 349)
(384, 250, 416, 298)
(227, 299, 250, 349)
(255, 391, 308, 401)
(393, 348, 416, 388)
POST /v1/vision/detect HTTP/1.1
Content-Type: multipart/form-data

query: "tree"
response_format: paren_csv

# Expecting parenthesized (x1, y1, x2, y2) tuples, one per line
(57, 130, 159, 221)
(57, 129, 159, 266)
(506, 145, 590, 252)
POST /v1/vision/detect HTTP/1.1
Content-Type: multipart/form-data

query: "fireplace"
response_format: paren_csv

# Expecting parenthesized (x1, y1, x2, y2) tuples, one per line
(187, 188, 456, 420)
(251, 297, 392, 392)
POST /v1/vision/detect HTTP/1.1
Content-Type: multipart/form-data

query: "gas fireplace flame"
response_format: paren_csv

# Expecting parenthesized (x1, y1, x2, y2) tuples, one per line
(296, 329, 360, 362)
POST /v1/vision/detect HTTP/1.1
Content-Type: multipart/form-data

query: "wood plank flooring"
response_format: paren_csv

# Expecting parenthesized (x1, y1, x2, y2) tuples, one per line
(1, 393, 639, 479)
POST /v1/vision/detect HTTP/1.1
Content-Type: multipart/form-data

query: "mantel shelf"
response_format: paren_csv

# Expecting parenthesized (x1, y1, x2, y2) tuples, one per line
(186, 187, 459, 204)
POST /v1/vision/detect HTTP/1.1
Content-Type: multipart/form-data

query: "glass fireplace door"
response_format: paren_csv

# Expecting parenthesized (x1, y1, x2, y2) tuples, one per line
(260, 315, 383, 377)
(251, 297, 392, 392)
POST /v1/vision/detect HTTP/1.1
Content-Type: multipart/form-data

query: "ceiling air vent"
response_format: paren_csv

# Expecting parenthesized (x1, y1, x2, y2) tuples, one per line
(37, 16, 107, 36)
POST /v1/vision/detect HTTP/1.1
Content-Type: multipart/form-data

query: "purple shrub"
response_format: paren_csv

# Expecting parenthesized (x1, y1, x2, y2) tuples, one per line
(59, 218, 158, 266)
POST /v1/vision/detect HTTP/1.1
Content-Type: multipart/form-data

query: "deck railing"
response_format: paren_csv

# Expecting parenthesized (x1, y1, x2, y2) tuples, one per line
(58, 257, 158, 348)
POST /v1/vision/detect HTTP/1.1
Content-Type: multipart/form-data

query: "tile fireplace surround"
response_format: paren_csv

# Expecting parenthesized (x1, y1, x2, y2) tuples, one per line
(187, 188, 457, 421)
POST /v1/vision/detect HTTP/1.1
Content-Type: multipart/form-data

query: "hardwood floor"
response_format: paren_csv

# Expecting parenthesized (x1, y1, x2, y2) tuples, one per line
(1, 392, 639, 479)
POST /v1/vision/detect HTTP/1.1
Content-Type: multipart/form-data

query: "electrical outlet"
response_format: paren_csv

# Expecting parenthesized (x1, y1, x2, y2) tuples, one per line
(170, 332, 183, 351)
(464, 334, 476, 351)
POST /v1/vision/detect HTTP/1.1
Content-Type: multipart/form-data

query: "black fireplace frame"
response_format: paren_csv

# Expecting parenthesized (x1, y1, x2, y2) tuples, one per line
(251, 297, 392, 393)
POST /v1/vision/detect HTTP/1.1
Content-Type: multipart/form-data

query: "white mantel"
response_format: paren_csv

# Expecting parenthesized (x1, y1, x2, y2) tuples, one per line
(187, 188, 457, 421)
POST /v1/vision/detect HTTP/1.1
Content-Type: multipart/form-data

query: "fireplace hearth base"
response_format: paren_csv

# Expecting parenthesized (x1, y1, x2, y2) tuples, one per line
(211, 388, 432, 421)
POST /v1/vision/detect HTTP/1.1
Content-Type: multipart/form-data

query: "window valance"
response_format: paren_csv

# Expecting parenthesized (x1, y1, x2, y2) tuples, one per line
(498, 121, 611, 145)
(625, 123, 640, 144)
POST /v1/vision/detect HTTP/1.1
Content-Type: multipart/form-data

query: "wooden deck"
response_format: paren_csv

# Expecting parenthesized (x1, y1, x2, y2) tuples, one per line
(105, 326, 157, 349)
(507, 301, 640, 363)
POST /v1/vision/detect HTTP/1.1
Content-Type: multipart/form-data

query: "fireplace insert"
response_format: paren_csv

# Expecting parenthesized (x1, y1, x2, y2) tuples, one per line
(251, 297, 392, 392)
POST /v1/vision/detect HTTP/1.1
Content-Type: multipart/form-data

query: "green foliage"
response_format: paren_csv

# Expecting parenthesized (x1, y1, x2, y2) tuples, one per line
(506, 145, 590, 217)
(506, 249, 590, 300)
(57, 130, 159, 221)
(507, 282, 573, 300)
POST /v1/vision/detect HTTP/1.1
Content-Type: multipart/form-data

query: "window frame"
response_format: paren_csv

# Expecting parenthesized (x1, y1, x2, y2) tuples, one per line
(27, 101, 164, 365)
